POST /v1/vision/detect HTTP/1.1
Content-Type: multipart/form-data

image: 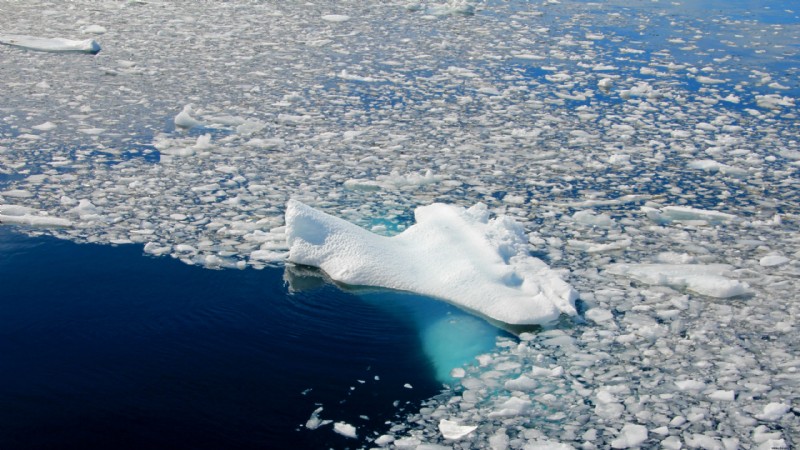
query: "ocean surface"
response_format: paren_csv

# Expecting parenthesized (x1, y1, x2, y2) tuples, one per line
(1, 0, 798, 448)
(0, 227, 454, 448)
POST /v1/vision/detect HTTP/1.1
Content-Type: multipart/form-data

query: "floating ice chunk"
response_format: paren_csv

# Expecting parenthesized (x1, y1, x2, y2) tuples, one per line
(572, 210, 614, 228)
(611, 423, 648, 449)
(755, 402, 790, 421)
(333, 421, 357, 438)
(321, 14, 351, 23)
(425, 2, 476, 16)
(755, 94, 795, 109)
(0, 34, 101, 54)
(374, 434, 394, 446)
(642, 206, 737, 225)
(1, 189, 33, 199)
(759, 255, 790, 267)
(487, 397, 532, 418)
(0, 214, 72, 228)
(685, 434, 723, 449)
(67, 199, 101, 219)
(585, 307, 614, 323)
(32, 122, 58, 131)
(696, 76, 725, 84)
(80, 25, 107, 35)
(524, 441, 575, 450)
(567, 239, 631, 253)
(305, 407, 333, 430)
(708, 390, 735, 401)
(607, 264, 749, 298)
(505, 375, 537, 392)
(688, 159, 748, 178)
(285, 201, 578, 325)
(0, 204, 35, 216)
(675, 379, 707, 392)
(438, 419, 477, 440)
(174, 105, 203, 129)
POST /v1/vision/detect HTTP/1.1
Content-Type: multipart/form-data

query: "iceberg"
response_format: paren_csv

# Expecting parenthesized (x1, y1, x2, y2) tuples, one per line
(285, 200, 578, 326)
(0, 34, 101, 54)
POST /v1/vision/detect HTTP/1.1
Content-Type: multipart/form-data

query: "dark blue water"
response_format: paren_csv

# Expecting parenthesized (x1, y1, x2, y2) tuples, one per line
(0, 228, 446, 449)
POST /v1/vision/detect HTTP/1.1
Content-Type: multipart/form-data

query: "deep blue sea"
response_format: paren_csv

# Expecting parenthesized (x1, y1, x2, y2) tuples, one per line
(0, 227, 459, 449)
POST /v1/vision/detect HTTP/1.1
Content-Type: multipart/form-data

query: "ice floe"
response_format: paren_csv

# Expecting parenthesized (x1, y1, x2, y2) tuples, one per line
(0, 34, 100, 54)
(285, 200, 578, 326)
(606, 263, 749, 298)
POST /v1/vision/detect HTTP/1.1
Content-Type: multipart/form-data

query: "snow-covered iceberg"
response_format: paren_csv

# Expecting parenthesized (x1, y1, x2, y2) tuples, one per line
(0, 34, 101, 54)
(285, 200, 578, 326)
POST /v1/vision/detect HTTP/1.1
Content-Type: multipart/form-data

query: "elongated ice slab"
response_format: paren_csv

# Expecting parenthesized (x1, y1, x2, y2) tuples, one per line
(285, 200, 578, 326)
(0, 34, 100, 54)
(607, 263, 749, 298)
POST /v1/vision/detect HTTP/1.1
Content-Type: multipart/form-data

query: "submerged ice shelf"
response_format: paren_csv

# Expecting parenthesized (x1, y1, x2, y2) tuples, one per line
(285, 200, 578, 326)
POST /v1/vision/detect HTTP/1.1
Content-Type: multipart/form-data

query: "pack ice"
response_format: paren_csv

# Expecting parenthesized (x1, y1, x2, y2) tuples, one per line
(0, 34, 101, 54)
(285, 200, 578, 326)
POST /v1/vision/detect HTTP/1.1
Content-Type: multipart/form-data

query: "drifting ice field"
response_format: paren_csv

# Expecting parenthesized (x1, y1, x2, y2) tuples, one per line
(1, 0, 798, 448)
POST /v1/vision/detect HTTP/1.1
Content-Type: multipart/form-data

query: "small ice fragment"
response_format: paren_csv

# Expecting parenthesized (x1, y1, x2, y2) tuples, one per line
(756, 403, 791, 421)
(611, 423, 648, 449)
(333, 421, 357, 439)
(759, 255, 790, 267)
(174, 105, 203, 129)
(708, 390, 735, 401)
(598, 78, 614, 91)
(305, 407, 332, 430)
(374, 434, 394, 446)
(0, 214, 72, 228)
(0, 34, 101, 53)
(675, 380, 706, 392)
(450, 367, 466, 378)
(32, 122, 57, 131)
(487, 397, 531, 418)
(586, 308, 614, 323)
(438, 419, 477, 440)
(403, 383, 413, 389)
(80, 25, 107, 34)
(1, 189, 33, 198)
(606, 264, 749, 298)
(321, 14, 351, 22)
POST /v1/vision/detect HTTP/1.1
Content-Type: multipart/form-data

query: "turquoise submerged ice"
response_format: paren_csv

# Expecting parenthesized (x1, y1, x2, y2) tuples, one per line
(286, 200, 578, 326)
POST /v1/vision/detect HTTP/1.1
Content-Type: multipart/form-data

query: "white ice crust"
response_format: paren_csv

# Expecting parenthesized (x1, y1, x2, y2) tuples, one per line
(0, 34, 101, 54)
(607, 263, 749, 298)
(285, 200, 578, 326)
(438, 419, 477, 440)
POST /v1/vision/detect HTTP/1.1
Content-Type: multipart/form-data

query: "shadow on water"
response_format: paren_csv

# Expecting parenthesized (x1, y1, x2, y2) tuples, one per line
(0, 228, 446, 449)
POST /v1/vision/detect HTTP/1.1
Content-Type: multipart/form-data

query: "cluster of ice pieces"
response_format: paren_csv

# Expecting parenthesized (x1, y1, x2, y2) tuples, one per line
(1, 0, 798, 448)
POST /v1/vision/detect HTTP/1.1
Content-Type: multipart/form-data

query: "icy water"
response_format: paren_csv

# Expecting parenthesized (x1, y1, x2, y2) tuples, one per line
(0, 227, 466, 448)
(1, 0, 799, 448)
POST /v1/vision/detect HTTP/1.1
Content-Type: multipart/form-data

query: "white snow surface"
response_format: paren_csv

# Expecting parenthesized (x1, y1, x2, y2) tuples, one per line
(285, 200, 578, 325)
(0, 34, 100, 53)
